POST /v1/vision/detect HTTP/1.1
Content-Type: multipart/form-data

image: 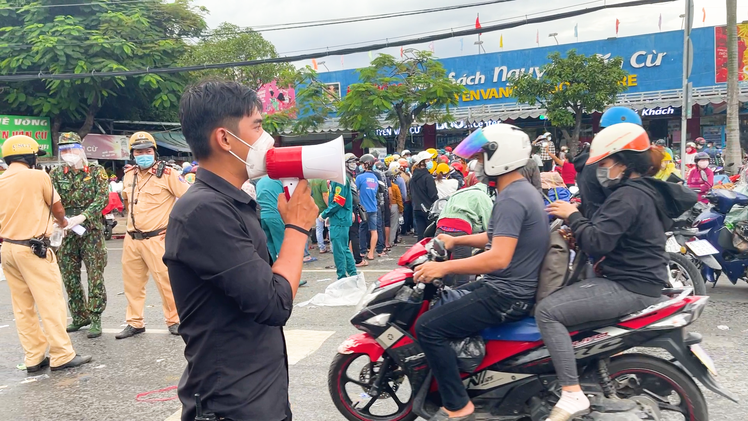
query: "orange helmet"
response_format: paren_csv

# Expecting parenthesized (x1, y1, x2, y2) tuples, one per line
(587, 123, 650, 165)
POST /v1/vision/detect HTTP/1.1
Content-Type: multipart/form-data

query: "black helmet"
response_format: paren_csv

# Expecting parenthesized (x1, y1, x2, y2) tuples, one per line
(374, 161, 386, 171)
(695, 152, 710, 162)
(655, 139, 666, 146)
(360, 154, 376, 167)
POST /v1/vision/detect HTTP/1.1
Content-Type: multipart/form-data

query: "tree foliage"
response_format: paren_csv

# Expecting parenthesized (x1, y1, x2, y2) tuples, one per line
(262, 67, 338, 136)
(338, 50, 465, 150)
(181, 22, 293, 91)
(0, 0, 207, 147)
(510, 50, 628, 154)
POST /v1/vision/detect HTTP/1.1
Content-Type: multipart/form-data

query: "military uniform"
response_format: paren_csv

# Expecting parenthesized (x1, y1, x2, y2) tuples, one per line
(0, 136, 91, 371)
(50, 163, 109, 335)
(120, 160, 189, 332)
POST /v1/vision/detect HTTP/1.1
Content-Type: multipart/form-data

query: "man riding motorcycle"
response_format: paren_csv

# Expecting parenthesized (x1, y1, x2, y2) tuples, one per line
(412, 124, 549, 421)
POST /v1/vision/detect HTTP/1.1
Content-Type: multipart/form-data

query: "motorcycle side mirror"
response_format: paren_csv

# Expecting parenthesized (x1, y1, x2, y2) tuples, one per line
(700, 170, 709, 182)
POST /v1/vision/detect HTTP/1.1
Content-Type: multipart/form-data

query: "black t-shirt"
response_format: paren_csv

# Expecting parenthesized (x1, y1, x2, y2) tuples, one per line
(164, 169, 293, 421)
(484, 179, 549, 300)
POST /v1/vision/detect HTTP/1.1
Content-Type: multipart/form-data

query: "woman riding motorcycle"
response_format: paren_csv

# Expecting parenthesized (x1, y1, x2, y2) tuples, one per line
(540, 123, 691, 421)
(413, 124, 549, 421)
(687, 151, 714, 203)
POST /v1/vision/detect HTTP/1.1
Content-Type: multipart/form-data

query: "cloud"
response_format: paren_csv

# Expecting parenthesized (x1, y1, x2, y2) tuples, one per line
(193, 0, 748, 71)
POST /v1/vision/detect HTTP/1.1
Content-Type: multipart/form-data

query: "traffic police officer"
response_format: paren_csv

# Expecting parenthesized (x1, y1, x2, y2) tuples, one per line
(117, 132, 189, 339)
(0, 135, 92, 371)
(50, 132, 110, 338)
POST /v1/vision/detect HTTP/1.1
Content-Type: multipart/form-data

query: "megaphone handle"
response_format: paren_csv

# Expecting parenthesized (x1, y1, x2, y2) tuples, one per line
(281, 178, 299, 200)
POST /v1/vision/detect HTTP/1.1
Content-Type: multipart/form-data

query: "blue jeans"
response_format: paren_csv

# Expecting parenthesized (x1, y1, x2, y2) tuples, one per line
(376, 207, 385, 253)
(315, 218, 327, 252)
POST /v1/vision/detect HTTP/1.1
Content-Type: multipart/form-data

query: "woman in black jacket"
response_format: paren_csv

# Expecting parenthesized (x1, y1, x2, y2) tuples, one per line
(410, 151, 438, 240)
(539, 123, 687, 421)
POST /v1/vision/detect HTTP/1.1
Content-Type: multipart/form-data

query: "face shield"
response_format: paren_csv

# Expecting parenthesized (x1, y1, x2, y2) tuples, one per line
(453, 129, 489, 160)
(59, 143, 88, 170)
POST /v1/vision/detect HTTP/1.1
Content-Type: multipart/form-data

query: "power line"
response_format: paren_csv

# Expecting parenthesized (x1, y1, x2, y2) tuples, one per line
(0, 0, 677, 82)
(0, 0, 517, 49)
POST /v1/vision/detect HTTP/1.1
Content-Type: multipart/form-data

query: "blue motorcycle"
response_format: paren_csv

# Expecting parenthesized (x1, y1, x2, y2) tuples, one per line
(689, 189, 748, 286)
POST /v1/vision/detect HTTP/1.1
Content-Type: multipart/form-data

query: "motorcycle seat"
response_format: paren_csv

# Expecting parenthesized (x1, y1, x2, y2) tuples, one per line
(480, 316, 623, 342)
(718, 227, 738, 252)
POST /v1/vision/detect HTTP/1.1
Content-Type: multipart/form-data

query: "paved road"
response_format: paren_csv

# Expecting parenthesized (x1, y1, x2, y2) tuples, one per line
(0, 238, 745, 421)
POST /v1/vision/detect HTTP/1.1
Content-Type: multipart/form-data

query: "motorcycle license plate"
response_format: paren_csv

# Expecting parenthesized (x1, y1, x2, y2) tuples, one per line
(665, 236, 682, 253)
(105, 214, 115, 220)
(690, 344, 718, 376)
(685, 239, 719, 257)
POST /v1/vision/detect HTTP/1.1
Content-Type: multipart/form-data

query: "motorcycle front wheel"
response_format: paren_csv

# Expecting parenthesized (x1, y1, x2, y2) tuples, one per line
(328, 352, 416, 421)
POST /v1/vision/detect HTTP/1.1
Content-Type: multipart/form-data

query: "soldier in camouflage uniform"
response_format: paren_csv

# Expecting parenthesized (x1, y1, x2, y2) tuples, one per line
(50, 133, 109, 338)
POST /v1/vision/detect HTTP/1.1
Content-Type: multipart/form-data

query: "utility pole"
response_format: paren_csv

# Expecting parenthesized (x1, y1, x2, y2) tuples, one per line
(724, 0, 741, 174)
(680, 0, 693, 178)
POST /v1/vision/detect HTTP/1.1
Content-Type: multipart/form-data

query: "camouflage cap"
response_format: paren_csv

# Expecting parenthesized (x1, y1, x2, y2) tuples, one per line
(58, 132, 82, 145)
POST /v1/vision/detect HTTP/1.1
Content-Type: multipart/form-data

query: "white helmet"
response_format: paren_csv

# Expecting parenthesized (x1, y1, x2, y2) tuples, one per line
(453, 124, 531, 176)
(388, 162, 400, 175)
(401, 149, 411, 156)
(413, 150, 433, 166)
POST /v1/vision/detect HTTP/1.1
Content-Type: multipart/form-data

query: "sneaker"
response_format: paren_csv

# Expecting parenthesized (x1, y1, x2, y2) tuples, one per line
(51, 355, 92, 371)
(115, 325, 145, 339)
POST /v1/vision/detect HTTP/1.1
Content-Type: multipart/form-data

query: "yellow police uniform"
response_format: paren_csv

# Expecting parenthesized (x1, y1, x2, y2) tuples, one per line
(0, 138, 76, 368)
(120, 137, 189, 330)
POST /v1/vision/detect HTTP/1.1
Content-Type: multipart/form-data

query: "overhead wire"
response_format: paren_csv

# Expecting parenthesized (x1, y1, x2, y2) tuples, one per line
(0, 0, 677, 82)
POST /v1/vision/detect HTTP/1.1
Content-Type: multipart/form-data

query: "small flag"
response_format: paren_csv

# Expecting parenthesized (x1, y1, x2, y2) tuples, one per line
(368, 51, 373, 60)
(341, 56, 344, 68)
(658, 14, 662, 31)
(615, 18, 620, 35)
(400, 46, 403, 57)
(429, 42, 434, 53)
(702, 7, 706, 23)
(574, 23, 578, 39)
(312, 59, 318, 71)
(500, 34, 503, 48)
(536, 29, 539, 46)
(460, 38, 464, 51)
(475, 14, 482, 35)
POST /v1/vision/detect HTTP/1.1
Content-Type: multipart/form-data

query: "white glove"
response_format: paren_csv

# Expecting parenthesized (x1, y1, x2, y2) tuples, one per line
(65, 214, 87, 230)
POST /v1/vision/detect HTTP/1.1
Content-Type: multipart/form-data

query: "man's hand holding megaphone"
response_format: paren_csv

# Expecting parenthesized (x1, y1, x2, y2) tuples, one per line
(277, 179, 319, 237)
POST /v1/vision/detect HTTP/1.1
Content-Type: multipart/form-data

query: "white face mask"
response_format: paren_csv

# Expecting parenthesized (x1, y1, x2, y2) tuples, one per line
(226, 130, 274, 179)
(697, 160, 709, 169)
(240, 180, 257, 200)
(62, 154, 83, 169)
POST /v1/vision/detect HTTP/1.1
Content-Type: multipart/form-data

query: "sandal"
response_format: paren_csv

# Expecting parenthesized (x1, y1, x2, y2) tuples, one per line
(356, 260, 369, 267)
(303, 256, 318, 263)
(319, 249, 330, 254)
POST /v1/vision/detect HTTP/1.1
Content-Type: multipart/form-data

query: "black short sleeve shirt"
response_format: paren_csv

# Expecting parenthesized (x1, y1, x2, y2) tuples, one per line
(164, 168, 293, 421)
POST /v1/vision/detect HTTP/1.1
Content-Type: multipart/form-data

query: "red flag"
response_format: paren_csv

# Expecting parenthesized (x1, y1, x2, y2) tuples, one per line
(702, 7, 706, 23)
(536, 29, 539, 46)
(615, 18, 620, 35)
(429, 42, 434, 53)
(475, 14, 482, 35)
(400, 46, 403, 57)
(311, 59, 318, 71)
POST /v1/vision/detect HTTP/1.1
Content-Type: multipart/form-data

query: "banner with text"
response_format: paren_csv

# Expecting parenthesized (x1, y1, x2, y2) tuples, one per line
(0, 115, 52, 153)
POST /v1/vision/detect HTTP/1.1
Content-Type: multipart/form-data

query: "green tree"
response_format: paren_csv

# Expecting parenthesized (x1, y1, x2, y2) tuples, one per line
(262, 67, 338, 136)
(181, 22, 292, 91)
(338, 50, 465, 150)
(0, 0, 206, 149)
(510, 50, 629, 155)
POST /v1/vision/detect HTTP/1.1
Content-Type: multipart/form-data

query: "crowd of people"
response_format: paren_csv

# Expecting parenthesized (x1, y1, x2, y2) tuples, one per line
(0, 76, 713, 421)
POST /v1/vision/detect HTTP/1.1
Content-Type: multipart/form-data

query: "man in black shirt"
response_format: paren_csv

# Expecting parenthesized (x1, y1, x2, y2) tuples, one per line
(164, 80, 317, 421)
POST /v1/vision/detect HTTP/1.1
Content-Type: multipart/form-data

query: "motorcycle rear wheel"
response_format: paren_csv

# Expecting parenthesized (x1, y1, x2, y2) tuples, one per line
(609, 353, 708, 421)
(328, 352, 417, 421)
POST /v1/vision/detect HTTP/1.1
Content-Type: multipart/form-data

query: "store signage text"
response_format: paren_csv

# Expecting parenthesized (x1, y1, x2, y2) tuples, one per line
(375, 126, 422, 137)
(641, 106, 676, 116)
(436, 120, 501, 130)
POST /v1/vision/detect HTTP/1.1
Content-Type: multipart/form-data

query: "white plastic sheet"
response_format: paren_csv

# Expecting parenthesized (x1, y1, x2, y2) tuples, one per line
(297, 273, 366, 307)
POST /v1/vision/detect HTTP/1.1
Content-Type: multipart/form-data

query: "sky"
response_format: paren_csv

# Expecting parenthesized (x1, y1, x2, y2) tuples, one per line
(192, 0, 748, 71)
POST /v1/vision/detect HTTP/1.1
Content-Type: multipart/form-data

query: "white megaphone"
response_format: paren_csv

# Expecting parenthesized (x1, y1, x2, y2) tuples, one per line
(265, 136, 347, 199)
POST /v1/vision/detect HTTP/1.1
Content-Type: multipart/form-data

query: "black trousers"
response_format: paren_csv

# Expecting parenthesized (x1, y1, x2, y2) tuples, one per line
(349, 216, 362, 264)
(414, 282, 532, 411)
(414, 209, 429, 240)
(403, 201, 414, 234)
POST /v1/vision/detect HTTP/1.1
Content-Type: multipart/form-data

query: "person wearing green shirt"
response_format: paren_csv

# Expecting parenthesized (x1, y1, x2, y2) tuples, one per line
(310, 179, 330, 253)
(320, 176, 357, 279)
(256, 176, 286, 261)
(436, 182, 493, 286)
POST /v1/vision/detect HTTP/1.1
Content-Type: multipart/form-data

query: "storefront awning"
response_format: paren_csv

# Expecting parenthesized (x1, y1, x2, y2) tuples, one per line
(152, 132, 191, 153)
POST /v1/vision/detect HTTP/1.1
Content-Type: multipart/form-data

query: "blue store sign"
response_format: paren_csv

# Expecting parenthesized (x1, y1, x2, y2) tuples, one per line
(317, 27, 717, 109)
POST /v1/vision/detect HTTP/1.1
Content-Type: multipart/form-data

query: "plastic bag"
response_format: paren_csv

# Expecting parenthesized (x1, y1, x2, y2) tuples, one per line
(725, 184, 748, 229)
(451, 336, 486, 373)
(297, 273, 367, 307)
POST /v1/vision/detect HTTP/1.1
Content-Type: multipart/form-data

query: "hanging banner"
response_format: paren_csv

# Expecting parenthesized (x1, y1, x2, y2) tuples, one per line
(0, 115, 53, 153)
(81, 134, 130, 160)
(715, 23, 748, 83)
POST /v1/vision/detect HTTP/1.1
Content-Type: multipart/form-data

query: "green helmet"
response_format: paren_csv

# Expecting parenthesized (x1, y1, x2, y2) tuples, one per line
(58, 132, 82, 145)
